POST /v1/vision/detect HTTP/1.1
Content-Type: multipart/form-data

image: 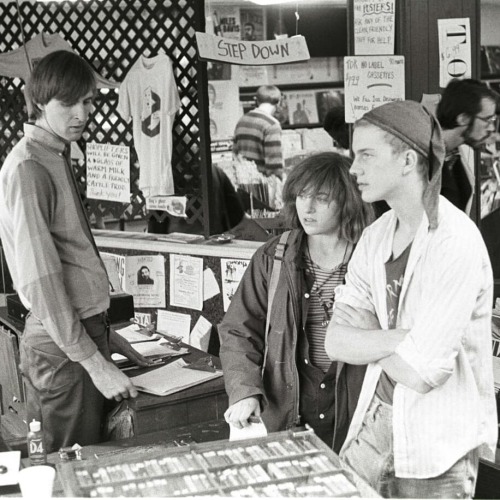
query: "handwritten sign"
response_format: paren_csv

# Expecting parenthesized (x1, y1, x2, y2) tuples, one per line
(354, 0, 395, 55)
(86, 143, 130, 203)
(438, 18, 471, 88)
(146, 195, 187, 217)
(196, 32, 310, 66)
(344, 55, 405, 123)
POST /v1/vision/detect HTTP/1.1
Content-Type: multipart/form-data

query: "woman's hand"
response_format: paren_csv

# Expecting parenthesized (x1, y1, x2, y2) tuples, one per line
(108, 329, 156, 367)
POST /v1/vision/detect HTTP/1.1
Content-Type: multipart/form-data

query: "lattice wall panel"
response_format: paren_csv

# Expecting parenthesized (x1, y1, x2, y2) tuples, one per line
(0, 0, 205, 227)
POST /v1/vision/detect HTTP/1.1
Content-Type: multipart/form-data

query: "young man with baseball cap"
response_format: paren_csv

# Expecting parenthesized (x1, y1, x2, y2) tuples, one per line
(326, 100, 497, 498)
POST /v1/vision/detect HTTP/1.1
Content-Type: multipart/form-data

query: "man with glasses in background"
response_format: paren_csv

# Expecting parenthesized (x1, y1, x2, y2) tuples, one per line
(436, 78, 498, 214)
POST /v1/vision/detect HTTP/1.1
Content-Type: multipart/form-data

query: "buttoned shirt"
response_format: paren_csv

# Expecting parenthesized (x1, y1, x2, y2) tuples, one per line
(335, 196, 498, 478)
(0, 124, 109, 362)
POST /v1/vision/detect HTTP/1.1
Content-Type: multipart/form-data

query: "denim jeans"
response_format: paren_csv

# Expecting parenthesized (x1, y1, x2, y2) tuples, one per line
(340, 396, 478, 498)
(20, 312, 111, 453)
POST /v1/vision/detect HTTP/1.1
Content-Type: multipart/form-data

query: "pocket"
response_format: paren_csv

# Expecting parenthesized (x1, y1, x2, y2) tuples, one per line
(20, 342, 76, 392)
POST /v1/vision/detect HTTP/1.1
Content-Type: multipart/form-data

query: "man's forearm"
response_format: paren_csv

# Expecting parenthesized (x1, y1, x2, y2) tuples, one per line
(325, 323, 407, 364)
(378, 354, 432, 393)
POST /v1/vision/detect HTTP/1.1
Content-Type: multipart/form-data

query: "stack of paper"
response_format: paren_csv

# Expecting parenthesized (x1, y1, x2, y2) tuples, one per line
(130, 359, 223, 397)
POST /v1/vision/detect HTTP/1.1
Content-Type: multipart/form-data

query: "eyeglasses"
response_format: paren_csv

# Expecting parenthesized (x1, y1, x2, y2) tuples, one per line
(475, 114, 498, 125)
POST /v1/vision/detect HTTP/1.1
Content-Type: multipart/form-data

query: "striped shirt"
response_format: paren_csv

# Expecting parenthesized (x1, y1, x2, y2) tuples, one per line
(304, 253, 346, 372)
(336, 197, 498, 478)
(233, 109, 283, 173)
(0, 124, 109, 362)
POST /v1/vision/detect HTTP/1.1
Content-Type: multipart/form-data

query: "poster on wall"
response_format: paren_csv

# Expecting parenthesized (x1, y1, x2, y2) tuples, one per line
(353, 0, 395, 55)
(315, 89, 345, 126)
(86, 143, 130, 203)
(220, 258, 250, 312)
(169, 254, 203, 311)
(101, 252, 166, 308)
(240, 8, 264, 41)
(286, 91, 320, 126)
(438, 18, 471, 88)
(213, 5, 241, 40)
(208, 80, 240, 140)
(344, 55, 405, 123)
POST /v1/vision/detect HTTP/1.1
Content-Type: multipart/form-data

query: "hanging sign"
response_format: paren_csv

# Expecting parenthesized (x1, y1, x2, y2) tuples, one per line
(344, 55, 405, 123)
(353, 0, 395, 55)
(438, 18, 471, 88)
(195, 32, 310, 66)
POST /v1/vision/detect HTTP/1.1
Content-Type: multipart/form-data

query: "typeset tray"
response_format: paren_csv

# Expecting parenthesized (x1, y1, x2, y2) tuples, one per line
(56, 429, 364, 497)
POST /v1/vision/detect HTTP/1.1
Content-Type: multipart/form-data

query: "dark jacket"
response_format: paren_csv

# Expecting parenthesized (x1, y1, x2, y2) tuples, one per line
(219, 229, 366, 452)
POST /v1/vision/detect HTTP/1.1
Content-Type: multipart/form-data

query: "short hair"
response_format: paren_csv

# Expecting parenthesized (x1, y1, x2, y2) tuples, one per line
(244, 22, 255, 30)
(355, 118, 429, 176)
(25, 50, 97, 119)
(139, 266, 150, 273)
(282, 152, 374, 243)
(323, 106, 350, 150)
(256, 85, 281, 106)
(436, 78, 498, 130)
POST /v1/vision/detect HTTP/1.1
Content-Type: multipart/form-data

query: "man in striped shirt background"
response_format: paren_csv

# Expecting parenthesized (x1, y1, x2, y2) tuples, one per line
(233, 85, 284, 179)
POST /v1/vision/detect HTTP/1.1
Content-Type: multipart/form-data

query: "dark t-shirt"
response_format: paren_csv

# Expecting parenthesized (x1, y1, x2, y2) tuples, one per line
(375, 243, 412, 404)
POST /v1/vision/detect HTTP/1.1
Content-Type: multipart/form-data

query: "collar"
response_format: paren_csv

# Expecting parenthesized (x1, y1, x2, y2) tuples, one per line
(23, 123, 68, 156)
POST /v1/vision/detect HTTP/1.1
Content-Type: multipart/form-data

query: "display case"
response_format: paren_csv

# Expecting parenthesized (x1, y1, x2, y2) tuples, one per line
(56, 428, 376, 497)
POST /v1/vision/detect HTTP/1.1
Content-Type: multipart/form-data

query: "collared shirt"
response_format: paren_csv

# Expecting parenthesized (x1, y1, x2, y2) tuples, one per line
(0, 124, 109, 362)
(335, 196, 498, 478)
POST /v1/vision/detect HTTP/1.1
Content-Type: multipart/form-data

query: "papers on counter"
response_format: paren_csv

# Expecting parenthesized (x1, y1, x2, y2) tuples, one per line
(112, 340, 188, 363)
(130, 358, 222, 397)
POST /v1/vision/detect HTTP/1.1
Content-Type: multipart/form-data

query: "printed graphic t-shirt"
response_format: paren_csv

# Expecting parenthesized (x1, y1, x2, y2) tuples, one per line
(118, 54, 181, 197)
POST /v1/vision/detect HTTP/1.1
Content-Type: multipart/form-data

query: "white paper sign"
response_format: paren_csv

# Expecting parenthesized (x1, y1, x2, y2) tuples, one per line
(157, 309, 191, 342)
(190, 315, 213, 352)
(354, 0, 395, 55)
(344, 55, 405, 123)
(203, 268, 220, 301)
(86, 142, 130, 203)
(169, 254, 204, 311)
(438, 18, 471, 88)
(145, 195, 187, 216)
(221, 258, 250, 312)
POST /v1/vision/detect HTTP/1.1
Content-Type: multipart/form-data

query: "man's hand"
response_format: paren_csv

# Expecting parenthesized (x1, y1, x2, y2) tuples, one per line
(80, 351, 139, 401)
(108, 329, 156, 368)
(224, 396, 261, 429)
(332, 303, 381, 330)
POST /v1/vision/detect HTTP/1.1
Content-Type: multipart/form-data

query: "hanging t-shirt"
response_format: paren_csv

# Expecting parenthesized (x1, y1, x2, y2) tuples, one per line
(0, 32, 118, 89)
(118, 54, 181, 197)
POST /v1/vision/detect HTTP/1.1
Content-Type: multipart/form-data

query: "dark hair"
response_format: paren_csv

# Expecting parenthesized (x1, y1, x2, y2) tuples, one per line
(25, 50, 97, 119)
(139, 266, 150, 273)
(256, 85, 281, 106)
(436, 78, 498, 129)
(244, 22, 255, 30)
(323, 106, 350, 149)
(282, 152, 374, 243)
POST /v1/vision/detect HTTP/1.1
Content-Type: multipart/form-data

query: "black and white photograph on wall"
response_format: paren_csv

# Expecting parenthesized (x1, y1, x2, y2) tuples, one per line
(287, 91, 319, 125)
(315, 89, 345, 125)
(240, 8, 264, 41)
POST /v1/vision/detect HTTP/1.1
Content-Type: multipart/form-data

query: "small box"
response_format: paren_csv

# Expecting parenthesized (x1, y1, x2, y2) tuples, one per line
(108, 292, 134, 325)
(6, 294, 29, 324)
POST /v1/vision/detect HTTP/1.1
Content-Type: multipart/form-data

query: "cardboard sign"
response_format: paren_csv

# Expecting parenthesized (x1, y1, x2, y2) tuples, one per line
(344, 55, 405, 123)
(196, 32, 310, 66)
